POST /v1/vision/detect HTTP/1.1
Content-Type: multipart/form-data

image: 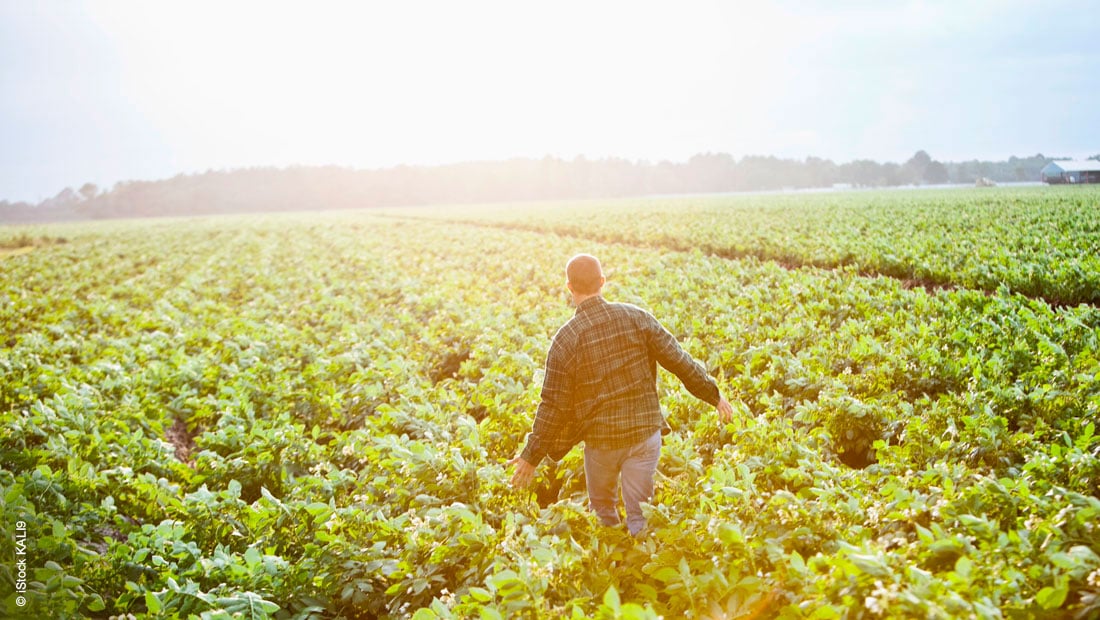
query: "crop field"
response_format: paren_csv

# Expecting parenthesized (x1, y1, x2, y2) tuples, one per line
(395, 186, 1100, 306)
(2, 186, 1100, 619)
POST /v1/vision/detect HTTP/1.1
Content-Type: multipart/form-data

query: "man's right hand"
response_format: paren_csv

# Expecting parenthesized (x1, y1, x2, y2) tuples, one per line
(507, 456, 536, 488)
(717, 397, 735, 423)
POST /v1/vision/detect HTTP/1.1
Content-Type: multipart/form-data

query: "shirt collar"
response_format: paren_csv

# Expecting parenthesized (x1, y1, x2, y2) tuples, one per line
(575, 295, 605, 314)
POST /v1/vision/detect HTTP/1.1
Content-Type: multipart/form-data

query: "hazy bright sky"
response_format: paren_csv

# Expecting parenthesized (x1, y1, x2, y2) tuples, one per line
(2, 0, 1097, 202)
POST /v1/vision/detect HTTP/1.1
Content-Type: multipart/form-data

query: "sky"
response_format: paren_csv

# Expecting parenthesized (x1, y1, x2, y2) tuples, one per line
(1, 0, 1098, 203)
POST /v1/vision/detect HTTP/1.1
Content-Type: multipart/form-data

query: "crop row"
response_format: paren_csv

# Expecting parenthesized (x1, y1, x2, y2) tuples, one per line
(1, 209, 1099, 618)
(393, 185, 1100, 306)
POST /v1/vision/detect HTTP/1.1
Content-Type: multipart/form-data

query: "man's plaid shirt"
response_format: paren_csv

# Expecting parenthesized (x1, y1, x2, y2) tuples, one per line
(519, 295, 720, 465)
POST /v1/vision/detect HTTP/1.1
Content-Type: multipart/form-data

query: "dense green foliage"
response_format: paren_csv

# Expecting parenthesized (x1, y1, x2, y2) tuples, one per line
(400, 185, 1100, 306)
(2, 188, 1099, 618)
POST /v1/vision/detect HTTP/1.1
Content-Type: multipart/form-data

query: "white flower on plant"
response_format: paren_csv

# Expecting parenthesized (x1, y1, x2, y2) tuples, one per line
(866, 505, 882, 525)
(1024, 514, 1042, 530)
(440, 587, 455, 606)
(1087, 567, 1100, 589)
(864, 580, 893, 617)
(865, 594, 885, 616)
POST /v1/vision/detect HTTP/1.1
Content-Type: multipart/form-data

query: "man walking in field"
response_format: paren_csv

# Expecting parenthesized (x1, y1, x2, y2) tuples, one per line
(508, 254, 734, 535)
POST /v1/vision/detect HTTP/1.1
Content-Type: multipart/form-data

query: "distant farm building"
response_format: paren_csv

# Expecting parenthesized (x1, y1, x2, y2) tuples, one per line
(1040, 160, 1100, 184)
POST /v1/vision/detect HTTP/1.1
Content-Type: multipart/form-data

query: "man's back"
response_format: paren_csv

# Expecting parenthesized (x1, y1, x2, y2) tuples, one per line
(509, 254, 733, 537)
(552, 297, 671, 451)
(520, 295, 721, 465)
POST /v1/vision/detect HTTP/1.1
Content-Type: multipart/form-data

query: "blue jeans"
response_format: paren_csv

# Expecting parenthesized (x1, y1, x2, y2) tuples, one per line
(583, 429, 662, 536)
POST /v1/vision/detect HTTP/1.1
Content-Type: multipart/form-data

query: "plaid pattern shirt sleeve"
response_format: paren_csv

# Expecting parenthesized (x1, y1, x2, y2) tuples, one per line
(519, 335, 576, 465)
(643, 314, 721, 408)
(519, 297, 720, 465)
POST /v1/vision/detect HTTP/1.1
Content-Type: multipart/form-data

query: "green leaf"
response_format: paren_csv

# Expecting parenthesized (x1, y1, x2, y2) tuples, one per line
(603, 585, 621, 611)
(479, 608, 504, 620)
(1050, 545, 1099, 571)
(304, 501, 332, 520)
(914, 524, 933, 544)
(468, 587, 493, 602)
(651, 566, 679, 583)
(486, 570, 523, 594)
(1036, 583, 1068, 610)
(810, 606, 841, 620)
(5, 485, 23, 504)
(1079, 421, 1095, 448)
(635, 583, 658, 600)
(954, 556, 972, 580)
(788, 550, 806, 574)
(848, 553, 889, 578)
(718, 522, 745, 545)
(621, 602, 659, 620)
(145, 591, 162, 614)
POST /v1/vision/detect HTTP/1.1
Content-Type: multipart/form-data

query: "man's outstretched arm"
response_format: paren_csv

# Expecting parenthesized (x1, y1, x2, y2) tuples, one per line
(646, 314, 734, 422)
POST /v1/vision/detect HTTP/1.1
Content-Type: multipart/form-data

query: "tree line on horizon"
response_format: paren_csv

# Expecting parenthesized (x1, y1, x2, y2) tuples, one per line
(1, 151, 1092, 224)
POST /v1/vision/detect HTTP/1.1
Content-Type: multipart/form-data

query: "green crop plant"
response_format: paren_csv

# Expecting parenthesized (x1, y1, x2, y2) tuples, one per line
(2, 191, 1099, 618)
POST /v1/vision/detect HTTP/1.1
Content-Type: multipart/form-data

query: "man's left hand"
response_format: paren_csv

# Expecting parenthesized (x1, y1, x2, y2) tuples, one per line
(507, 456, 536, 488)
(717, 397, 735, 423)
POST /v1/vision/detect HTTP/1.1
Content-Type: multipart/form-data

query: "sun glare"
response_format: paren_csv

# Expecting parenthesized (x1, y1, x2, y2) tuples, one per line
(83, 1, 816, 172)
